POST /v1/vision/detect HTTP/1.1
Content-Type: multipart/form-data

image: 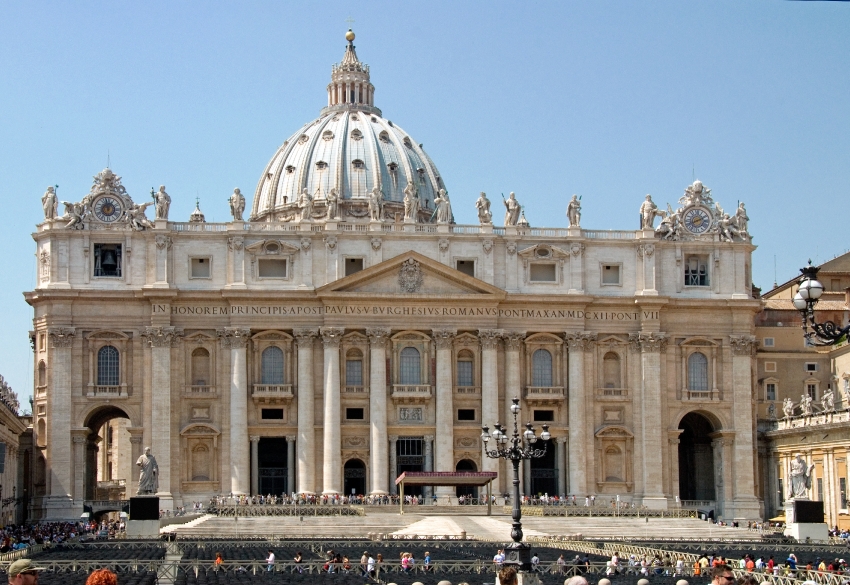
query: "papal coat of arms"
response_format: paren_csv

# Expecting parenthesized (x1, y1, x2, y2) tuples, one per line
(398, 258, 423, 293)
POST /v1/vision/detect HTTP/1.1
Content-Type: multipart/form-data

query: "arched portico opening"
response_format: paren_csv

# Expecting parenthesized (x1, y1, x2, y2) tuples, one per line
(344, 459, 366, 496)
(678, 412, 717, 502)
(455, 460, 477, 499)
(83, 406, 133, 501)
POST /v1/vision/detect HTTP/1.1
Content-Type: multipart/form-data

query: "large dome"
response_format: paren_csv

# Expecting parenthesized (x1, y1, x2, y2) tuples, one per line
(251, 32, 445, 222)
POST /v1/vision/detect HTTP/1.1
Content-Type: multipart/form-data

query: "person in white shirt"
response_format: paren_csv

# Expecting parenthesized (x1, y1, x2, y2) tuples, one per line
(366, 553, 376, 577)
(266, 550, 275, 572)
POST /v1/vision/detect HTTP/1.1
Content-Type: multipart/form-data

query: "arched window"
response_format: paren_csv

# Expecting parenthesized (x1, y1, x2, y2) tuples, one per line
(97, 345, 119, 386)
(400, 347, 421, 385)
(191, 348, 210, 386)
(603, 352, 621, 389)
(37, 361, 46, 387)
(688, 352, 709, 391)
(261, 346, 284, 385)
(456, 349, 474, 387)
(346, 348, 363, 387)
(532, 349, 553, 387)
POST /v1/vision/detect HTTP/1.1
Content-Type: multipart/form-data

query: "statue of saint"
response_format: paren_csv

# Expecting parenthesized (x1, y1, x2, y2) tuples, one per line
(788, 453, 815, 500)
(783, 397, 795, 419)
(734, 202, 749, 235)
(502, 192, 521, 226)
(434, 189, 452, 223)
(843, 376, 850, 409)
(228, 188, 246, 221)
(639, 195, 659, 229)
(566, 195, 582, 227)
(822, 388, 835, 412)
(800, 393, 814, 416)
(62, 201, 84, 229)
(136, 446, 159, 495)
(403, 181, 419, 221)
(298, 188, 313, 221)
(368, 187, 383, 221)
(126, 203, 154, 231)
(326, 188, 339, 220)
(42, 186, 58, 220)
(475, 192, 492, 224)
(152, 186, 171, 220)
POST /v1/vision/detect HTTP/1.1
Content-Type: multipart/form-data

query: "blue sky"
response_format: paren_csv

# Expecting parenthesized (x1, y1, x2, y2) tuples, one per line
(1, 1, 848, 407)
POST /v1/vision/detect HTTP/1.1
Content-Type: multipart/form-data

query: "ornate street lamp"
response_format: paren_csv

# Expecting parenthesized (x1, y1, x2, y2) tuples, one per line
(793, 261, 850, 346)
(481, 397, 550, 572)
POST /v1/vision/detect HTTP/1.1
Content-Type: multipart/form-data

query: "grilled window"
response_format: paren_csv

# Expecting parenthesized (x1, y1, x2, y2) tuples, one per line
(261, 347, 284, 385)
(532, 349, 553, 387)
(97, 346, 120, 386)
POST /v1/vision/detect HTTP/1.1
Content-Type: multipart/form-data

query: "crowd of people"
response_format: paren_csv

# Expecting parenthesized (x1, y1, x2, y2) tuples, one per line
(0, 521, 98, 550)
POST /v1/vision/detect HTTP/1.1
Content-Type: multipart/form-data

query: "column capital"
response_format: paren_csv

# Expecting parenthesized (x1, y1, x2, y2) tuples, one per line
(217, 327, 251, 349)
(366, 327, 391, 345)
(320, 327, 345, 348)
(129, 436, 143, 444)
(636, 243, 655, 257)
(565, 331, 596, 351)
(503, 331, 526, 351)
(388, 435, 398, 442)
(48, 327, 76, 348)
(478, 329, 503, 350)
(72, 435, 86, 444)
(293, 328, 319, 345)
(556, 437, 567, 445)
(729, 334, 758, 356)
(285, 435, 296, 442)
(249, 435, 261, 444)
(424, 434, 435, 442)
(627, 332, 668, 353)
(432, 329, 457, 350)
(143, 326, 184, 348)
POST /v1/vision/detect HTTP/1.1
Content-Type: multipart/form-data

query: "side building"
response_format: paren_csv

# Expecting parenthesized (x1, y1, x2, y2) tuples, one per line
(27, 30, 762, 521)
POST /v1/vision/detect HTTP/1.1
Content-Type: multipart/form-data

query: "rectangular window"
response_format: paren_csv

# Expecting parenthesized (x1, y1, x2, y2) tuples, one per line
(258, 259, 287, 278)
(93, 244, 122, 277)
(765, 361, 777, 372)
(766, 383, 776, 401)
(190, 257, 211, 278)
(601, 264, 621, 285)
(346, 359, 363, 386)
(456, 260, 475, 277)
(684, 255, 708, 286)
(530, 263, 556, 282)
(533, 410, 554, 422)
(841, 477, 847, 509)
(261, 408, 284, 420)
(346, 407, 365, 420)
(456, 360, 473, 387)
(807, 384, 818, 400)
(832, 279, 842, 292)
(763, 337, 775, 347)
(818, 477, 823, 501)
(345, 257, 364, 276)
(457, 409, 476, 421)
(806, 362, 818, 372)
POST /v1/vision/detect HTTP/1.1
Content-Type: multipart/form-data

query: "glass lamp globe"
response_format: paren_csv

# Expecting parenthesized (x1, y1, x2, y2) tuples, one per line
(792, 293, 808, 311)
(540, 425, 551, 441)
(799, 279, 824, 300)
(510, 402, 520, 415)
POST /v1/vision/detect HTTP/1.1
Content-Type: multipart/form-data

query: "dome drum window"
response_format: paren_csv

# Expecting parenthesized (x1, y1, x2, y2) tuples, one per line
(315, 161, 328, 170)
(352, 159, 365, 170)
(322, 131, 334, 141)
(351, 129, 363, 141)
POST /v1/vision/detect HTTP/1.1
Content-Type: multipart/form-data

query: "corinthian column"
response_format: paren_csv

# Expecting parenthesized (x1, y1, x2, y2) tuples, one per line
(366, 328, 391, 495)
(46, 327, 75, 518)
(479, 329, 502, 475)
(142, 326, 182, 509)
(565, 331, 594, 498)
(218, 327, 251, 495)
(321, 327, 344, 495)
(503, 332, 525, 495)
(729, 335, 761, 519)
(432, 329, 456, 498)
(294, 328, 318, 494)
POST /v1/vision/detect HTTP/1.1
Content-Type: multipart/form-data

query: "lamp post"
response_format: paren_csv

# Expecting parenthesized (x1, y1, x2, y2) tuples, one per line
(481, 397, 550, 572)
(793, 261, 850, 346)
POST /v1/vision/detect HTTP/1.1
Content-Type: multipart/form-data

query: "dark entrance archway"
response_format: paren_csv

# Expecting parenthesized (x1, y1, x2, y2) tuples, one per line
(396, 437, 424, 496)
(678, 412, 716, 501)
(344, 459, 366, 496)
(455, 460, 478, 498)
(529, 439, 556, 496)
(83, 406, 132, 501)
(258, 437, 288, 495)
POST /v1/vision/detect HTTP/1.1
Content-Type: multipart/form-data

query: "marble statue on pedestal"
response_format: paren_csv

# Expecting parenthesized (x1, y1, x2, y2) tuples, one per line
(298, 189, 313, 221)
(566, 195, 581, 227)
(475, 192, 492, 224)
(42, 186, 58, 220)
(62, 201, 85, 229)
(229, 188, 246, 221)
(326, 188, 339, 220)
(434, 189, 452, 223)
(369, 187, 383, 221)
(734, 202, 749, 238)
(137, 447, 159, 495)
(800, 393, 814, 416)
(788, 453, 815, 500)
(152, 186, 171, 220)
(126, 203, 155, 231)
(403, 181, 419, 221)
(783, 397, 795, 419)
(639, 195, 660, 229)
(502, 192, 521, 226)
(822, 388, 835, 413)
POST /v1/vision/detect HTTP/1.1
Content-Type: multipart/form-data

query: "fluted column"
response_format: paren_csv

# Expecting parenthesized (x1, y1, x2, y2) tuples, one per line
(565, 331, 593, 499)
(294, 328, 318, 494)
(556, 437, 567, 495)
(389, 436, 398, 495)
(250, 436, 260, 495)
(479, 330, 502, 475)
(46, 327, 75, 517)
(286, 436, 296, 495)
(366, 328, 391, 495)
(503, 332, 525, 495)
(433, 329, 457, 498)
(729, 335, 761, 519)
(321, 327, 344, 495)
(142, 326, 182, 508)
(217, 327, 251, 495)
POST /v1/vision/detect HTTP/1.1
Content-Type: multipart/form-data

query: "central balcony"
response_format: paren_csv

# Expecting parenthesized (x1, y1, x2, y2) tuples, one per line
(183, 384, 218, 398)
(391, 384, 432, 404)
(252, 384, 295, 404)
(524, 386, 565, 405)
(86, 385, 127, 399)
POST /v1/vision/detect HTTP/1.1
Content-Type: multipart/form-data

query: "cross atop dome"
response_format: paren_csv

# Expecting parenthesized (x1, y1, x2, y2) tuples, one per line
(326, 29, 379, 115)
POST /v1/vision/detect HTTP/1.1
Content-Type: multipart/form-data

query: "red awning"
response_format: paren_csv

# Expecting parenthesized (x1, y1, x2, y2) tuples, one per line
(394, 471, 497, 486)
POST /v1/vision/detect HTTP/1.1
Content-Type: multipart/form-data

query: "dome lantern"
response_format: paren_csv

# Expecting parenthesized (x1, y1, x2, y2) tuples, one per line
(325, 29, 379, 115)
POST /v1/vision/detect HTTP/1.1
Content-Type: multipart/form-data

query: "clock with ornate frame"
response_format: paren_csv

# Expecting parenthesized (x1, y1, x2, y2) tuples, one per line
(683, 207, 712, 234)
(93, 196, 124, 223)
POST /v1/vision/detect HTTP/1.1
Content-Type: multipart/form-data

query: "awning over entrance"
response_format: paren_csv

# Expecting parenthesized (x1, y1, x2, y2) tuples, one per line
(394, 472, 498, 515)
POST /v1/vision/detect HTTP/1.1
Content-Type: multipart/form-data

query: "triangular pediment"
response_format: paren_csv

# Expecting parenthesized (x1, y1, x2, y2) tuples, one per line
(317, 251, 505, 299)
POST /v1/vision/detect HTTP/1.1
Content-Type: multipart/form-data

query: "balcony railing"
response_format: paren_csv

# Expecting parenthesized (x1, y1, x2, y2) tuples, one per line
(252, 384, 295, 403)
(524, 387, 565, 404)
(683, 389, 720, 401)
(597, 387, 628, 398)
(87, 385, 126, 398)
(343, 386, 368, 395)
(184, 385, 217, 397)
(391, 384, 432, 404)
(455, 386, 481, 396)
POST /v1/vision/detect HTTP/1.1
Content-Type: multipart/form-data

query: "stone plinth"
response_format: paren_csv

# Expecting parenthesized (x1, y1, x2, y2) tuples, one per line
(125, 520, 160, 538)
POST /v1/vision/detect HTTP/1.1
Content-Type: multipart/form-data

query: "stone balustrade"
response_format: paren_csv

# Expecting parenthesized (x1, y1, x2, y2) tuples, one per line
(524, 386, 565, 404)
(391, 384, 432, 403)
(252, 384, 295, 403)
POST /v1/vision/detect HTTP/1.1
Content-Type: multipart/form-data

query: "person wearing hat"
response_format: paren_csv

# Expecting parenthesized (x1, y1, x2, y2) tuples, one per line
(7, 559, 45, 584)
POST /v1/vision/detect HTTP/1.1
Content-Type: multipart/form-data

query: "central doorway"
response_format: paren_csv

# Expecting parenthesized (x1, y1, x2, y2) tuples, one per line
(258, 437, 288, 495)
(456, 459, 478, 499)
(344, 459, 366, 496)
(396, 437, 424, 496)
(678, 412, 716, 501)
(529, 439, 556, 496)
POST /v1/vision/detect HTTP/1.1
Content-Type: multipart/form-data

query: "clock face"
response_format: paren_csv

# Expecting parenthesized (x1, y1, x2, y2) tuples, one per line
(683, 207, 711, 234)
(93, 196, 123, 222)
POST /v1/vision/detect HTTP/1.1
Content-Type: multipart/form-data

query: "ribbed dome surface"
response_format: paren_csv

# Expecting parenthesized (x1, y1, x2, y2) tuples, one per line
(251, 112, 444, 221)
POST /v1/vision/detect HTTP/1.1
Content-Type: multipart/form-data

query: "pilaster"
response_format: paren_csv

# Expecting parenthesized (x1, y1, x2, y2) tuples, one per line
(45, 327, 75, 519)
(294, 328, 318, 494)
(503, 331, 525, 494)
(728, 335, 761, 519)
(218, 327, 251, 495)
(432, 329, 457, 498)
(565, 331, 594, 497)
(479, 330, 502, 475)
(366, 328, 390, 495)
